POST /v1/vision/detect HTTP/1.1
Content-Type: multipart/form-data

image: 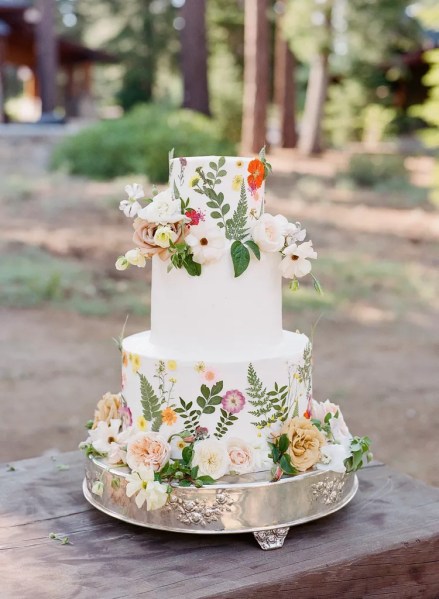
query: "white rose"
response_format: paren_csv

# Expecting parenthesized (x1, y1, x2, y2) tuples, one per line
(125, 248, 147, 268)
(192, 438, 229, 480)
(144, 481, 169, 511)
(107, 442, 127, 466)
(279, 240, 317, 279)
(251, 213, 286, 252)
(312, 399, 351, 445)
(138, 188, 182, 224)
(153, 224, 178, 248)
(227, 438, 255, 474)
(316, 443, 351, 474)
(185, 222, 226, 265)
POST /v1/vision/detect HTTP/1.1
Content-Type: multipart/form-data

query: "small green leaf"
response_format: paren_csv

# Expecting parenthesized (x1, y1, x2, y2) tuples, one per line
(201, 384, 210, 399)
(209, 161, 217, 170)
(280, 454, 297, 475)
(245, 240, 261, 260)
(217, 169, 227, 177)
(221, 204, 230, 215)
(211, 211, 222, 219)
(178, 479, 192, 487)
(183, 255, 201, 277)
(218, 156, 226, 168)
(182, 446, 193, 465)
(211, 381, 223, 395)
(231, 240, 250, 278)
(278, 434, 289, 454)
(203, 406, 216, 415)
(197, 475, 216, 485)
(197, 397, 206, 409)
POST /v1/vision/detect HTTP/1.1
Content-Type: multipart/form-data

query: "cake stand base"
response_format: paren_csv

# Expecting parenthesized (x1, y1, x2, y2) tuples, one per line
(83, 456, 358, 550)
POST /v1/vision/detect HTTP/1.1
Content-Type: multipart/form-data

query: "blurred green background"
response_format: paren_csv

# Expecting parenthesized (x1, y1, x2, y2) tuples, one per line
(0, 0, 438, 486)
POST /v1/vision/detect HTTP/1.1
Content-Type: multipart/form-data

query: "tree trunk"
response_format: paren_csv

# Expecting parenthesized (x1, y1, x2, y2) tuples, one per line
(274, 14, 296, 148)
(241, 0, 269, 154)
(298, 52, 328, 155)
(35, 0, 58, 117)
(180, 0, 210, 116)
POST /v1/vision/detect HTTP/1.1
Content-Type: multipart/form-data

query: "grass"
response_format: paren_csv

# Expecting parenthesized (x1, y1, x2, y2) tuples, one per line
(0, 244, 150, 317)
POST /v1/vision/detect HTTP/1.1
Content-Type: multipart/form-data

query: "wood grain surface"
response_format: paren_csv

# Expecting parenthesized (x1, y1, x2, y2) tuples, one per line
(1, 452, 438, 599)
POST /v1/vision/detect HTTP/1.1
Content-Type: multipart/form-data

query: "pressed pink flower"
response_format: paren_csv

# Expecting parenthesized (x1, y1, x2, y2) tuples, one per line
(119, 405, 132, 428)
(222, 390, 246, 414)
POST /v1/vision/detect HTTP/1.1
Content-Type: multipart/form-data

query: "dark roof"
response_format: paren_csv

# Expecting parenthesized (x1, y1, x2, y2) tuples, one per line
(0, 1, 116, 64)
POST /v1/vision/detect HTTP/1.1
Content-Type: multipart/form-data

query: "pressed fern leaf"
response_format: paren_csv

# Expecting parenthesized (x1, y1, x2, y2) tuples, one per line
(226, 181, 249, 241)
(139, 373, 163, 424)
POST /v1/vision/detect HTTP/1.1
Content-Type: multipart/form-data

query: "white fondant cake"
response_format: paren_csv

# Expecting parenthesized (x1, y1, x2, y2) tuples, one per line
(120, 154, 314, 474)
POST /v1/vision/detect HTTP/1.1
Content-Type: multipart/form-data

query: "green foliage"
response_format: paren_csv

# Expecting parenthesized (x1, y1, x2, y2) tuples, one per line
(230, 241, 250, 278)
(344, 154, 407, 188)
(158, 439, 215, 489)
(246, 364, 289, 429)
(169, 241, 202, 277)
(51, 105, 234, 183)
(175, 381, 224, 434)
(345, 436, 373, 473)
(226, 181, 249, 241)
(193, 157, 230, 230)
(324, 80, 368, 147)
(139, 373, 163, 431)
(214, 409, 238, 439)
(268, 434, 298, 480)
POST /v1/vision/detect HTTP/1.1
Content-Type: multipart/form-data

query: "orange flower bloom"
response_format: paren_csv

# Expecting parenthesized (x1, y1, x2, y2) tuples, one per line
(161, 407, 177, 426)
(122, 351, 129, 367)
(247, 158, 265, 191)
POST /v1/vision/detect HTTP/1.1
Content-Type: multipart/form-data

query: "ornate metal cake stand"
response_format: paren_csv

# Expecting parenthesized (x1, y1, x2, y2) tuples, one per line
(83, 455, 358, 550)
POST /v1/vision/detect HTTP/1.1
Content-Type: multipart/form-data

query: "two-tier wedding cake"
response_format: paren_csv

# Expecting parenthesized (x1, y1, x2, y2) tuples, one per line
(81, 151, 370, 516)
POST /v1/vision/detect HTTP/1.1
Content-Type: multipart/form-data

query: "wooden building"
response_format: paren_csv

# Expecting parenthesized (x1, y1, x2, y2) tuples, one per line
(0, 0, 115, 122)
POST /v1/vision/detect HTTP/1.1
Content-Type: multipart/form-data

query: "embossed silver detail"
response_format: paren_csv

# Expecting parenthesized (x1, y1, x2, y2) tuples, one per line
(164, 491, 234, 526)
(311, 475, 346, 505)
(253, 527, 290, 550)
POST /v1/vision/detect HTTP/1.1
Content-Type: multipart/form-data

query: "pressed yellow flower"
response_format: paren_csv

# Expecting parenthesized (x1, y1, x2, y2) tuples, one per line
(167, 360, 177, 371)
(236, 160, 243, 167)
(169, 377, 177, 384)
(162, 407, 177, 426)
(136, 415, 148, 431)
(189, 175, 200, 187)
(194, 361, 205, 373)
(176, 438, 187, 450)
(232, 175, 243, 192)
(130, 353, 141, 373)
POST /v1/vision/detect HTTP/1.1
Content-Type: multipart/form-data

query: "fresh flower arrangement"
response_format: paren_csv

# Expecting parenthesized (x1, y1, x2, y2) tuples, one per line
(80, 392, 371, 512)
(115, 148, 321, 291)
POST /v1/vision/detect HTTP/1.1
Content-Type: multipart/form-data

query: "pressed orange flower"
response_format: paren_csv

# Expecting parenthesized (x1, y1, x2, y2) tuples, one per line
(122, 351, 129, 367)
(162, 407, 177, 426)
(247, 158, 265, 191)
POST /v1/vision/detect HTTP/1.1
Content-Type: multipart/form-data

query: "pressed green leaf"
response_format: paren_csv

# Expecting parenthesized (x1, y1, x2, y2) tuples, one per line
(211, 381, 223, 395)
(245, 240, 261, 260)
(231, 240, 250, 278)
(209, 161, 217, 170)
(201, 384, 210, 399)
(203, 406, 216, 415)
(139, 373, 162, 422)
(211, 211, 222, 219)
(210, 397, 222, 406)
(222, 204, 230, 215)
(218, 156, 225, 168)
(217, 169, 227, 177)
(197, 397, 206, 409)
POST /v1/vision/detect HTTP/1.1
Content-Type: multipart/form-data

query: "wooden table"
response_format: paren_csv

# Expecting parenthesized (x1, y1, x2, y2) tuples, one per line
(1, 452, 439, 599)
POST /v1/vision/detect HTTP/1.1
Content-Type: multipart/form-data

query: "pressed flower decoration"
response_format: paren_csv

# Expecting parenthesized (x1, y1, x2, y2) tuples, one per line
(114, 147, 321, 292)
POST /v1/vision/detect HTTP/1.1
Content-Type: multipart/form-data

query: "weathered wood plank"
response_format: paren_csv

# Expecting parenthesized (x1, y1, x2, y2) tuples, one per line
(1, 453, 438, 599)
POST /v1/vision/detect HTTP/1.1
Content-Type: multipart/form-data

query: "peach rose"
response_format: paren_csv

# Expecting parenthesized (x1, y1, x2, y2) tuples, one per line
(92, 392, 121, 429)
(227, 438, 255, 474)
(126, 431, 171, 472)
(281, 416, 325, 472)
(132, 218, 187, 260)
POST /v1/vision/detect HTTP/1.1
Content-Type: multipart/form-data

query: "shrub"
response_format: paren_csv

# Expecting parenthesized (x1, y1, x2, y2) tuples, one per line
(51, 104, 235, 183)
(344, 153, 407, 188)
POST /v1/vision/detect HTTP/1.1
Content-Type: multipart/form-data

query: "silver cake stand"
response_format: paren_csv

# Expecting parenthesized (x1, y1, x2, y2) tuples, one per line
(83, 455, 358, 550)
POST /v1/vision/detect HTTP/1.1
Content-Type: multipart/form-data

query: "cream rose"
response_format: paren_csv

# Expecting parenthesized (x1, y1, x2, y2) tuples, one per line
(227, 438, 255, 474)
(92, 392, 121, 429)
(125, 248, 147, 268)
(126, 432, 171, 472)
(312, 399, 351, 445)
(251, 213, 286, 252)
(153, 224, 179, 248)
(192, 438, 229, 480)
(281, 416, 325, 472)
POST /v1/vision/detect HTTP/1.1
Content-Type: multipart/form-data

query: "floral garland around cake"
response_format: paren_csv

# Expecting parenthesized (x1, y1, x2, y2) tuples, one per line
(80, 389, 371, 512)
(115, 148, 321, 291)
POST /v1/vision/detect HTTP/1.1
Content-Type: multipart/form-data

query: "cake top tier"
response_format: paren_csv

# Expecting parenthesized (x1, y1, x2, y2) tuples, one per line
(169, 155, 266, 236)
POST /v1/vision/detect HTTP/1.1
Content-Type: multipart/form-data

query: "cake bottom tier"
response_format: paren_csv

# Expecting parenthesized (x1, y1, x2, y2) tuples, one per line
(121, 331, 312, 473)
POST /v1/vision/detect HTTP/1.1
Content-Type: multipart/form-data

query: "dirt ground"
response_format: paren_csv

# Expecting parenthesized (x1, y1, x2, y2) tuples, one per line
(1, 141, 438, 486)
